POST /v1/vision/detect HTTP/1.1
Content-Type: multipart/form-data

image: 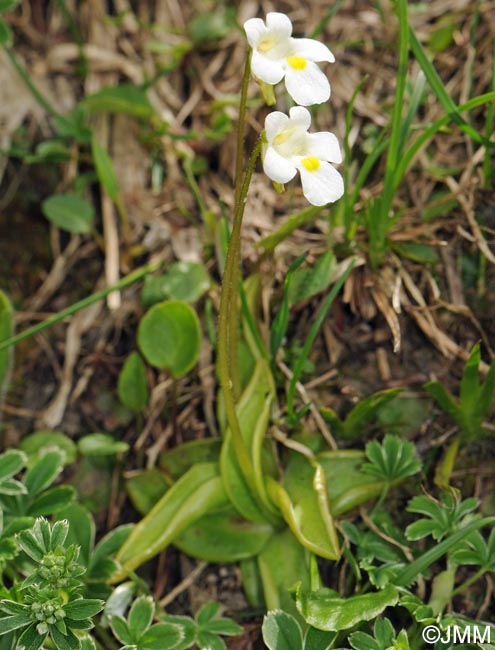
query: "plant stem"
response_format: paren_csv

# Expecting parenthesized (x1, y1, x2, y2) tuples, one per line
(217, 137, 262, 441)
(3, 47, 68, 125)
(0, 261, 161, 352)
(451, 567, 486, 597)
(234, 50, 253, 208)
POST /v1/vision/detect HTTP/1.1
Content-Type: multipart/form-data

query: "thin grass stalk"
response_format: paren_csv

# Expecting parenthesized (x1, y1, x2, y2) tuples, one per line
(0, 262, 162, 352)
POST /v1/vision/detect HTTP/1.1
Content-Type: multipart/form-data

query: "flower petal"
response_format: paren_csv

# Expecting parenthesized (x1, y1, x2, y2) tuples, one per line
(243, 18, 266, 48)
(263, 147, 297, 183)
(284, 62, 331, 105)
(297, 161, 344, 206)
(290, 38, 335, 63)
(287, 106, 312, 131)
(307, 132, 342, 164)
(266, 12, 293, 38)
(264, 111, 290, 142)
(251, 51, 285, 85)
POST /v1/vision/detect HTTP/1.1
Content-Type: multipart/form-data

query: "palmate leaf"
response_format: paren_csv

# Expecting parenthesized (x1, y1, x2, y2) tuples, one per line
(406, 491, 479, 542)
(451, 529, 495, 570)
(362, 435, 421, 483)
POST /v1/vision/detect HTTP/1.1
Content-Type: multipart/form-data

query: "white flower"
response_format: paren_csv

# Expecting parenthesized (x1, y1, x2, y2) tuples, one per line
(243, 12, 335, 106)
(262, 106, 344, 206)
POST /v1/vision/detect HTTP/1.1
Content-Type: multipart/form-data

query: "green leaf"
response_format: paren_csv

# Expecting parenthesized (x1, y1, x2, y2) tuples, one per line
(295, 583, 399, 631)
(139, 622, 185, 650)
(203, 618, 243, 636)
(160, 438, 222, 482)
(78, 433, 129, 456)
(288, 251, 336, 305)
(0, 0, 20, 12)
(0, 291, 13, 402)
(362, 435, 421, 483)
(50, 625, 81, 650)
(395, 516, 495, 586)
(18, 431, 77, 465)
(0, 613, 31, 634)
(91, 135, 121, 204)
(262, 611, 304, 650)
(16, 528, 45, 561)
(126, 469, 170, 514)
(321, 388, 403, 440)
(17, 622, 46, 650)
(196, 630, 225, 650)
(270, 254, 306, 358)
(409, 28, 486, 146)
(220, 358, 278, 522)
(138, 300, 201, 378)
(157, 615, 196, 650)
(0, 19, 12, 45)
(64, 599, 104, 620)
(267, 454, 340, 560)
(303, 626, 337, 650)
(110, 615, 133, 645)
(0, 477, 26, 495)
(0, 449, 26, 481)
(188, 7, 235, 43)
(257, 528, 310, 615)
(142, 263, 211, 307)
(392, 243, 440, 265)
(317, 450, 385, 516)
(55, 504, 95, 568)
(104, 582, 135, 619)
(113, 463, 228, 581)
(27, 485, 75, 516)
(196, 602, 220, 625)
(460, 342, 481, 410)
(81, 85, 154, 119)
(128, 596, 154, 639)
(41, 194, 94, 234)
(175, 510, 272, 562)
(118, 352, 149, 412)
(24, 450, 64, 495)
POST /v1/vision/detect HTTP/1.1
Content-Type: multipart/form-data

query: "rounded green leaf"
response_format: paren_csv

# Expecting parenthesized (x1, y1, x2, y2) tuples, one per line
(78, 433, 129, 456)
(118, 351, 149, 412)
(18, 430, 77, 465)
(41, 194, 94, 234)
(138, 300, 201, 378)
(141, 262, 211, 306)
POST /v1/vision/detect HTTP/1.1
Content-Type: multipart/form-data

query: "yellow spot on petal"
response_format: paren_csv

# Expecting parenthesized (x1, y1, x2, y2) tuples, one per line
(287, 56, 307, 70)
(258, 39, 274, 53)
(301, 156, 320, 172)
(273, 132, 288, 145)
